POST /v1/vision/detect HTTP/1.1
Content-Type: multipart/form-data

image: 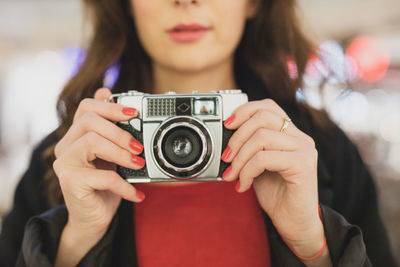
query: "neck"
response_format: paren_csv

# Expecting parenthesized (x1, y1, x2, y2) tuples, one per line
(151, 57, 237, 94)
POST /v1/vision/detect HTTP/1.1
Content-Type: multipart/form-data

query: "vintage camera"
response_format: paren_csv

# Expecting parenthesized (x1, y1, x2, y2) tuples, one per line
(107, 90, 248, 183)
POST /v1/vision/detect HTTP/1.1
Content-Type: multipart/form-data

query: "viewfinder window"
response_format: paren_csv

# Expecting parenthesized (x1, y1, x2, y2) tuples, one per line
(193, 99, 216, 115)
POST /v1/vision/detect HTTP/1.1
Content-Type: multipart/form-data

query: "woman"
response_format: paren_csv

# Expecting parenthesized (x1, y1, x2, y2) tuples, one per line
(0, 0, 397, 266)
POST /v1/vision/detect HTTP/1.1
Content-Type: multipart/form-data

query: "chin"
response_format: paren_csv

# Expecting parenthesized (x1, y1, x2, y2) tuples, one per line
(169, 57, 222, 73)
(166, 61, 211, 73)
(165, 48, 217, 67)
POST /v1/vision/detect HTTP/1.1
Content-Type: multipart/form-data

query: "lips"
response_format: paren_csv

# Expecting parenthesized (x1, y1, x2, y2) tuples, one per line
(167, 23, 211, 42)
(168, 23, 210, 32)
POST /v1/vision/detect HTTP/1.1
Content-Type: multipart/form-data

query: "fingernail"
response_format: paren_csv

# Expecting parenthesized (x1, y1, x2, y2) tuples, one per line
(136, 189, 146, 201)
(235, 180, 241, 192)
(130, 138, 143, 153)
(131, 155, 145, 167)
(122, 107, 137, 116)
(222, 165, 232, 179)
(221, 146, 231, 161)
(224, 114, 235, 127)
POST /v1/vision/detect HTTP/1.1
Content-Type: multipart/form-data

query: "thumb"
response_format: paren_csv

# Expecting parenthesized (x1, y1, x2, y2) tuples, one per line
(94, 88, 112, 101)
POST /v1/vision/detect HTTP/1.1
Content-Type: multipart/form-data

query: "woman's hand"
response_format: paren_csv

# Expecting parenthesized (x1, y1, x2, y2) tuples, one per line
(53, 88, 145, 267)
(221, 99, 329, 263)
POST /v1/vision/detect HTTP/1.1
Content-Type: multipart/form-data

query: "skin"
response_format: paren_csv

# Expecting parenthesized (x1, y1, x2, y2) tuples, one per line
(54, 1, 332, 266)
(131, 0, 256, 92)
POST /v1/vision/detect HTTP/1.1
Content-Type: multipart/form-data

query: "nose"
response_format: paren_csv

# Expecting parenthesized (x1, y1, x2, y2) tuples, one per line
(173, 0, 200, 7)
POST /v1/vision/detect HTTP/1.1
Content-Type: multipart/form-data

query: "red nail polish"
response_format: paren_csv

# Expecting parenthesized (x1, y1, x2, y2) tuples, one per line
(136, 190, 146, 201)
(131, 155, 145, 166)
(221, 146, 231, 161)
(224, 114, 235, 127)
(122, 107, 137, 116)
(222, 165, 232, 179)
(235, 180, 241, 192)
(130, 139, 143, 153)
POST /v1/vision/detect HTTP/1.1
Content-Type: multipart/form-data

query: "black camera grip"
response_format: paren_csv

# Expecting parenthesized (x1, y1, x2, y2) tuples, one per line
(218, 127, 235, 177)
(116, 122, 148, 180)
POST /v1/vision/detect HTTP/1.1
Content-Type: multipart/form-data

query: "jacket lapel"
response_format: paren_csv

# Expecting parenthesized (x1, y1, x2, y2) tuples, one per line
(111, 200, 138, 266)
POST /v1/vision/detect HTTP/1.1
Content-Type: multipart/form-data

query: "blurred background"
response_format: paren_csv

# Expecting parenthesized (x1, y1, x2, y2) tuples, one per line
(0, 0, 399, 260)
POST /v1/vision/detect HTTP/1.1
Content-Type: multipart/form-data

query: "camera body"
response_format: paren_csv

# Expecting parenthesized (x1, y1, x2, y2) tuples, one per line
(108, 90, 248, 183)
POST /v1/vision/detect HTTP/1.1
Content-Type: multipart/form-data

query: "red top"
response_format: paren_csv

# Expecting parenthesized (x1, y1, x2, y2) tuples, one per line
(134, 181, 271, 267)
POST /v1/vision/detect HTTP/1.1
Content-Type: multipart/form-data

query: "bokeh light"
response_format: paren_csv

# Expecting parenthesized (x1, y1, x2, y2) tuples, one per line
(329, 91, 370, 132)
(346, 36, 391, 83)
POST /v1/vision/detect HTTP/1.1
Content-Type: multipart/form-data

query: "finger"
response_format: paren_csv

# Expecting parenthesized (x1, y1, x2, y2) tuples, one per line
(94, 88, 112, 101)
(55, 112, 143, 158)
(237, 150, 306, 192)
(222, 110, 300, 162)
(85, 169, 144, 202)
(222, 129, 299, 182)
(62, 132, 145, 170)
(59, 167, 144, 202)
(73, 98, 138, 123)
(224, 98, 288, 130)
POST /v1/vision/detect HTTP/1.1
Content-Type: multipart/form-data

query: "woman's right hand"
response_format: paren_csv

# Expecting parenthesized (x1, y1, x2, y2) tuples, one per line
(53, 88, 145, 267)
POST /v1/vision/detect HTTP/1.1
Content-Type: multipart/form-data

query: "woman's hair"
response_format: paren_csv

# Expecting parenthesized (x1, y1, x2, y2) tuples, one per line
(42, 0, 333, 206)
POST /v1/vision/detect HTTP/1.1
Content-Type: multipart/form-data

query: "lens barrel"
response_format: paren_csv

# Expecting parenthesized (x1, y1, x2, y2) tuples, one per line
(153, 116, 213, 178)
(162, 126, 202, 168)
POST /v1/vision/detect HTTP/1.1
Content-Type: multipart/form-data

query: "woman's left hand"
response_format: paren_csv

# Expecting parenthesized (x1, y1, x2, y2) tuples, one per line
(221, 98, 325, 258)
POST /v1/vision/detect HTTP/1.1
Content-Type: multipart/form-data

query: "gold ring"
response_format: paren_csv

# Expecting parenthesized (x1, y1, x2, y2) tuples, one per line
(280, 116, 292, 134)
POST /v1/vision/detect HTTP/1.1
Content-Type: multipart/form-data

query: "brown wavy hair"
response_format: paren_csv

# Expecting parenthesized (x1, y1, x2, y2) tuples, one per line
(43, 0, 332, 207)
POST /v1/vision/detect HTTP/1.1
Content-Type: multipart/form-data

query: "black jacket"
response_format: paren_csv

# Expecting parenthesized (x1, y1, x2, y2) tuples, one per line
(0, 102, 398, 267)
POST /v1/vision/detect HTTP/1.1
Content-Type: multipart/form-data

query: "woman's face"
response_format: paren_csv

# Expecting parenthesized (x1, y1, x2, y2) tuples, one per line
(130, 0, 258, 73)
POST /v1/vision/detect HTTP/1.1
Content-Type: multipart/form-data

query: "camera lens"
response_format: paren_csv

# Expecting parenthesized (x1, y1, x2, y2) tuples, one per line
(172, 136, 192, 157)
(153, 116, 213, 178)
(162, 126, 202, 168)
